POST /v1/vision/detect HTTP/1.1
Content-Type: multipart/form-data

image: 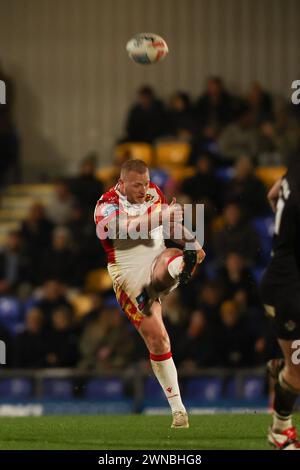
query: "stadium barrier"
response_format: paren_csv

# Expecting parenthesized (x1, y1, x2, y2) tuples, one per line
(0, 367, 277, 416)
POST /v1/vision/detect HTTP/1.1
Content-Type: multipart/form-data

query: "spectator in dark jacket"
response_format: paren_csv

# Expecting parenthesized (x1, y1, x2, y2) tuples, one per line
(125, 86, 165, 142)
(195, 77, 235, 130)
(69, 153, 103, 214)
(214, 203, 261, 265)
(13, 307, 49, 368)
(224, 154, 267, 217)
(166, 91, 195, 138)
(46, 306, 78, 367)
(0, 231, 30, 295)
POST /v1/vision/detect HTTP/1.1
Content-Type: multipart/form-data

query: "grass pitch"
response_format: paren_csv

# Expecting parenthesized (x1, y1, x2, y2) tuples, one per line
(0, 414, 299, 450)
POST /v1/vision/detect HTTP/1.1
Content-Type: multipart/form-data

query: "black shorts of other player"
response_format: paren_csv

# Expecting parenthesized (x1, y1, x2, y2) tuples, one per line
(261, 278, 300, 340)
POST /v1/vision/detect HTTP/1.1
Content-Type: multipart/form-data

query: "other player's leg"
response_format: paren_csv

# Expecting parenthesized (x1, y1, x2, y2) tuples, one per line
(268, 339, 300, 450)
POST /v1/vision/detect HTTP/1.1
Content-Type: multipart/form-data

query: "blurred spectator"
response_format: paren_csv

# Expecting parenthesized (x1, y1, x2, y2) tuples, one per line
(195, 77, 235, 131)
(195, 280, 223, 324)
(125, 85, 165, 142)
(69, 153, 103, 214)
(212, 300, 257, 367)
(166, 91, 195, 138)
(247, 82, 274, 125)
(67, 204, 106, 272)
(0, 62, 20, 186)
(79, 298, 134, 371)
(224, 154, 267, 217)
(218, 104, 259, 160)
(176, 309, 214, 369)
(181, 153, 223, 210)
(47, 179, 75, 225)
(213, 203, 261, 265)
(217, 252, 259, 305)
(20, 202, 54, 279)
(258, 107, 300, 163)
(13, 307, 49, 368)
(46, 306, 78, 367)
(28, 280, 73, 327)
(0, 231, 30, 295)
(39, 227, 81, 286)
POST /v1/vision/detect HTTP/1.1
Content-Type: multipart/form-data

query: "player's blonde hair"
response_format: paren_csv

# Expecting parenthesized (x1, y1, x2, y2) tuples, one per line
(120, 159, 149, 178)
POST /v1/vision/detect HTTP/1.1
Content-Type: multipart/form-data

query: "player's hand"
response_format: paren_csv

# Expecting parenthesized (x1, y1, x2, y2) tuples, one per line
(196, 247, 206, 264)
(168, 197, 183, 224)
(267, 178, 282, 213)
(193, 239, 206, 264)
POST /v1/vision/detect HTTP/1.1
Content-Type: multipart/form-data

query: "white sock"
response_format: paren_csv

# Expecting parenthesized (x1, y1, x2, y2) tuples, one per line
(150, 351, 186, 413)
(273, 411, 293, 432)
(167, 255, 183, 280)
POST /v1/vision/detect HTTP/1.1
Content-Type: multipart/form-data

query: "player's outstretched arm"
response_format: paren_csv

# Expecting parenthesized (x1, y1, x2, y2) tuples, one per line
(268, 178, 282, 212)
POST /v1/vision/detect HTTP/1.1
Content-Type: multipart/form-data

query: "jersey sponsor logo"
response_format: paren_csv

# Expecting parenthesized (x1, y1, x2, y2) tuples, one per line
(102, 203, 119, 218)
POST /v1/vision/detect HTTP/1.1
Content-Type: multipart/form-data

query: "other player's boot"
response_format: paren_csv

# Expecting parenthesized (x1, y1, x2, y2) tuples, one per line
(179, 249, 197, 286)
(268, 426, 300, 450)
(171, 410, 189, 429)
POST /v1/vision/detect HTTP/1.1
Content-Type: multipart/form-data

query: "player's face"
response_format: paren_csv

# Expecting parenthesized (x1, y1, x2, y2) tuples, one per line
(119, 170, 150, 204)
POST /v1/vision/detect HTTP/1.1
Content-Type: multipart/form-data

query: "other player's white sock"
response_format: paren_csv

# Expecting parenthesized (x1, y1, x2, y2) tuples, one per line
(272, 411, 293, 432)
(150, 351, 186, 413)
(167, 255, 183, 280)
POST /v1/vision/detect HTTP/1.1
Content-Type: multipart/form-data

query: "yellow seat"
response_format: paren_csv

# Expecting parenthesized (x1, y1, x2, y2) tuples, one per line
(255, 166, 286, 188)
(155, 141, 191, 167)
(115, 142, 153, 166)
(166, 166, 196, 181)
(96, 166, 119, 184)
(85, 268, 113, 292)
(69, 294, 94, 318)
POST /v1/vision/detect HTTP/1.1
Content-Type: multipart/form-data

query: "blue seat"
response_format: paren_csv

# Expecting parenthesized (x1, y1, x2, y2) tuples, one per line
(85, 379, 123, 399)
(215, 166, 234, 181)
(0, 378, 32, 398)
(185, 378, 222, 401)
(43, 378, 73, 398)
(252, 216, 274, 264)
(0, 297, 23, 336)
(242, 377, 265, 400)
(251, 266, 266, 283)
(150, 169, 170, 192)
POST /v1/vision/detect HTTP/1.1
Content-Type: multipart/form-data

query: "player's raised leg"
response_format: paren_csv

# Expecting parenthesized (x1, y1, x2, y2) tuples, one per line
(138, 299, 189, 428)
(150, 247, 198, 296)
(268, 339, 300, 450)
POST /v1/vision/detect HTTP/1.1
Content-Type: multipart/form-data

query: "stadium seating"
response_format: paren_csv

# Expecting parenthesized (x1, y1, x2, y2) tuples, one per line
(0, 378, 32, 398)
(255, 166, 286, 188)
(0, 297, 24, 336)
(185, 378, 223, 402)
(43, 378, 73, 399)
(115, 142, 153, 166)
(252, 216, 274, 265)
(155, 141, 191, 167)
(85, 268, 113, 292)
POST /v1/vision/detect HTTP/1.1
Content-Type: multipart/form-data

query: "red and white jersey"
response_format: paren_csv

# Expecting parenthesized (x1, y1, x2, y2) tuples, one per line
(94, 182, 166, 287)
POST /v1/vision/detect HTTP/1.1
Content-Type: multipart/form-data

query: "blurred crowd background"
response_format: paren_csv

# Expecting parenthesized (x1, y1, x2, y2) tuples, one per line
(1, 70, 300, 375)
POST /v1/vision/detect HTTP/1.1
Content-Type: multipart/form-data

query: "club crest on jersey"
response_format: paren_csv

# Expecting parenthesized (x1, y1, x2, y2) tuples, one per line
(145, 194, 154, 203)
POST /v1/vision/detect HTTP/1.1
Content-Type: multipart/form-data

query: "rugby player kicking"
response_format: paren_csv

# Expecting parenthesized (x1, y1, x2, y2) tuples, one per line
(94, 159, 205, 428)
